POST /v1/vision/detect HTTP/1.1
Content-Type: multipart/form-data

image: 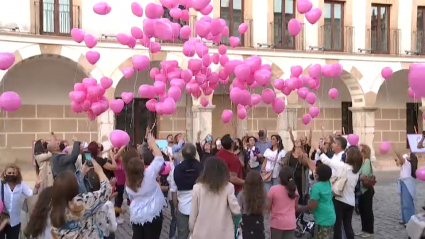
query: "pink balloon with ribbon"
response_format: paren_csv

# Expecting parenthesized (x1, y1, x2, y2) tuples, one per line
(221, 110, 233, 123)
(110, 130, 130, 148)
(145, 3, 164, 19)
(130, 27, 143, 39)
(261, 88, 275, 104)
(109, 99, 125, 113)
(305, 92, 316, 105)
(291, 65, 303, 78)
(84, 34, 97, 49)
(297, 0, 313, 14)
(200, 98, 209, 107)
(132, 55, 150, 71)
(131, 2, 143, 17)
(272, 98, 285, 114)
(379, 141, 391, 154)
(409, 64, 425, 98)
(200, 5, 213, 15)
(93, 2, 111, 15)
(122, 67, 134, 79)
(229, 36, 240, 48)
(100, 77, 113, 89)
(302, 114, 311, 125)
(347, 134, 359, 146)
(288, 18, 302, 36)
(381, 67, 393, 79)
(237, 105, 247, 119)
(305, 8, 322, 24)
(0, 92, 21, 112)
(238, 23, 248, 34)
(121, 92, 134, 104)
(85, 51, 100, 65)
(0, 52, 15, 70)
(71, 28, 85, 43)
(308, 64, 321, 78)
(309, 107, 319, 118)
(328, 88, 338, 99)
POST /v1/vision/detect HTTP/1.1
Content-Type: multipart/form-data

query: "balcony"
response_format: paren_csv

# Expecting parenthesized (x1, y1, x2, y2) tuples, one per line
(318, 25, 354, 53)
(412, 30, 425, 55)
(221, 19, 254, 48)
(270, 21, 305, 51)
(365, 28, 401, 55)
(32, 0, 81, 36)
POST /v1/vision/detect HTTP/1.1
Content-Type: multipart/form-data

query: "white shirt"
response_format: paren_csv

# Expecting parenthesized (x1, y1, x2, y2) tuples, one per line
(400, 154, 412, 179)
(169, 168, 192, 215)
(126, 156, 166, 225)
(320, 154, 359, 206)
(330, 151, 345, 175)
(263, 148, 286, 178)
(162, 146, 173, 157)
(0, 182, 33, 227)
(248, 147, 259, 168)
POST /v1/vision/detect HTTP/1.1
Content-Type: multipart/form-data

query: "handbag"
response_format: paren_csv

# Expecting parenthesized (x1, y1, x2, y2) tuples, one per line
(362, 160, 376, 188)
(0, 182, 10, 225)
(332, 165, 348, 196)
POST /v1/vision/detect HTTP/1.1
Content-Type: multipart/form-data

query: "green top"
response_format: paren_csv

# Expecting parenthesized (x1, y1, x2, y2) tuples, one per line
(310, 181, 336, 226)
(359, 158, 373, 193)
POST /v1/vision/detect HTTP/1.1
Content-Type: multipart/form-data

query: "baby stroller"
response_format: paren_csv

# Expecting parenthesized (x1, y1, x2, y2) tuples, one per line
(295, 212, 315, 239)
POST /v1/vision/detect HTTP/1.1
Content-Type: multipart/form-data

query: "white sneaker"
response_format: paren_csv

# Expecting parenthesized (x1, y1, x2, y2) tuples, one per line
(116, 217, 124, 224)
(355, 231, 365, 236)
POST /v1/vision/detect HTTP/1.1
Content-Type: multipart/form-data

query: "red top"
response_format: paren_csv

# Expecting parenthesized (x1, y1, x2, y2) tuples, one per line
(216, 149, 243, 192)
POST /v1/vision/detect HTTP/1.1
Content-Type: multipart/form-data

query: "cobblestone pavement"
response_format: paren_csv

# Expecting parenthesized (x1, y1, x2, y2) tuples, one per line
(114, 171, 425, 239)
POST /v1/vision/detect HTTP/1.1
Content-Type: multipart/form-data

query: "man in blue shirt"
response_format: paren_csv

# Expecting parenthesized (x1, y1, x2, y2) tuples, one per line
(255, 128, 271, 155)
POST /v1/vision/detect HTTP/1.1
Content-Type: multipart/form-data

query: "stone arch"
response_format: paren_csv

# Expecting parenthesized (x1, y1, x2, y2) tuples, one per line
(0, 44, 104, 83)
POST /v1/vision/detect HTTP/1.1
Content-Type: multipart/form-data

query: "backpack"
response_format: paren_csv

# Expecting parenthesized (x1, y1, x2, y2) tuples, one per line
(410, 153, 418, 179)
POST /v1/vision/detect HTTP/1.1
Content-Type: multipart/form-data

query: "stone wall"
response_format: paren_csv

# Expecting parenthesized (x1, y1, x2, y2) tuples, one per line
(157, 106, 187, 139)
(0, 105, 98, 165)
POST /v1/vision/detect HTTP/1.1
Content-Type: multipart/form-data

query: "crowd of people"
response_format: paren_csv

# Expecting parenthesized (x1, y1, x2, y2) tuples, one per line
(0, 126, 419, 239)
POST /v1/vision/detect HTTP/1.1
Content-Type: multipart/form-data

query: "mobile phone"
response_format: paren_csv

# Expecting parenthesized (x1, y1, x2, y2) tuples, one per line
(84, 152, 93, 167)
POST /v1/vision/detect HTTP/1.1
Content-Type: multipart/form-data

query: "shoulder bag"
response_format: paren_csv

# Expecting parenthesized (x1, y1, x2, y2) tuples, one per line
(332, 165, 348, 196)
(362, 160, 376, 188)
(261, 151, 278, 182)
(0, 182, 10, 226)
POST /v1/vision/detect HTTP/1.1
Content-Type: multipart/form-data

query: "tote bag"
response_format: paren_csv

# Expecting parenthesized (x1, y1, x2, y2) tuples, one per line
(332, 165, 348, 196)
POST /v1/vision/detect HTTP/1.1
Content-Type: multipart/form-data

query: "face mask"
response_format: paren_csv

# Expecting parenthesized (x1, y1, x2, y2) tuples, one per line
(216, 140, 221, 146)
(258, 131, 264, 138)
(4, 175, 16, 183)
(206, 137, 212, 143)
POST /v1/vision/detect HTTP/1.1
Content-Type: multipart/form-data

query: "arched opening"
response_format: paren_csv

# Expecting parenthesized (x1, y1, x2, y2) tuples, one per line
(297, 71, 353, 140)
(212, 78, 236, 138)
(375, 69, 418, 153)
(0, 54, 96, 164)
(114, 61, 188, 142)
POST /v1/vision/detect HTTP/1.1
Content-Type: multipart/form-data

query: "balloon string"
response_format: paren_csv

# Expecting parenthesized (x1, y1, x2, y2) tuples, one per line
(385, 81, 389, 102)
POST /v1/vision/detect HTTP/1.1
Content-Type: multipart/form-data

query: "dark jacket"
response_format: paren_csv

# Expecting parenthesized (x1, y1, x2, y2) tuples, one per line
(174, 157, 203, 191)
(51, 141, 81, 178)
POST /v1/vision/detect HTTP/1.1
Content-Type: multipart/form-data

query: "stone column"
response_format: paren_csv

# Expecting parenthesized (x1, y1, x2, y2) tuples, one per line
(419, 106, 425, 133)
(191, 105, 215, 143)
(236, 118, 248, 139)
(98, 88, 115, 151)
(278, 104, 301, 151)
(349, 107, 378, 160)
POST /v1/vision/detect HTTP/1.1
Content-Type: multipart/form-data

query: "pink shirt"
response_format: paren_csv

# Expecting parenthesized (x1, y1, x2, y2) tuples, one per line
(115, 159, 126, 186)
(267, 185, 299, 230)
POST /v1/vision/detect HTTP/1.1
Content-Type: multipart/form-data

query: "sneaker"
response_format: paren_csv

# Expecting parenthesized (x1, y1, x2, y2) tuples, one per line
(399, 221, 405, 225)
(116, 217, 124, 225)
(361, 233, 374, 238)
(355, 231, 365, 236)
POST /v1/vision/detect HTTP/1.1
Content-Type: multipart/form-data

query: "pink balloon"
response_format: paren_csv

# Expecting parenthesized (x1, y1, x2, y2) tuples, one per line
(109, 99, 124, 113)
(139, 85, 156, 99)
(71, 28, 85, 43)
(162, 97, 176, 115)
(321, 64, 332, 77)
(121, 92, 134, 104)
(220, 54, 229, 66)
(301, 114, 311, 125)
(0, 52, 15, 70)
(84, 34, 97, 49)
(71, 101, 82, 113)
(170, 78, 185, 90)
(122, 67, 134, 79)
(291, 65, 303, 78)
(170, 8, 182, 19)
(237, 105, 247, 119)
(146, 99, 157, 112)
(379, 141, 391, 154)
(381, 67, 393, 79)
(183, 41, 196, 57)
(238, 23, 248, 34)
(132, 55, 150, 71)
(192, 0, 210, 11)
(0, 92, 21, 112)
(309, 107, 319, 118)
(168, 86, 182, 102)
(408, 64, 425, 98)
(211, 53, 220, 65)
(81, 100, 91, 112)
(305, 92, 316, 105)
(116, 33, 129, 45)
(131, 2, 143, 17)
(272, 98, 285, 114)
(408, 87, 416, 99)
(222, 26, 229, 36)
(251, 94, 261, 106)
(149, 41, 161, 53)
(74, 83, 86, 92)
(254, 70, 272, 86)
(180, 25, 191, 39)
(308, 64, 321, 78)
(155, 19, 173, 41)
(83, 78, 97, 87)
(347, 134, 359, 146)
(200, 98, 209, 107)
(93, 2, 111, 15)
(160, 0, 178, 9)
(229, 36, 240, 48)
(297, 87, 309, 99)
(210, 19, 224, 36)
(87, 110, 96, 121)
(331, 63, 343, 77)
(127, 36, 136, 49)
(154, 81, 167, 95)
(416, 168, 425, 181)
(221, 110, 233, 123)
(110, 130, 130, 148)
(305, 8, 322, 24)
(181, 70, 193, 82)
(73, 91, 86, 103)
(328, 88, 338, 99)
(234, 64, 251, 80)
(273, 79, 285, 91)
(181, 10, 190, 21)
(195, 20, 210, 38)
(200, 5, 213, 15)
(130, 27, 143, 39)
(297, 0, 313, 14)
(85, 51, 100, 65)
(218, 45, 227, 55)
(145, 3, 164, 19)
(99, 77, 112, 90)
(288, 18, 302, 36)
(261, 88, 275, 104)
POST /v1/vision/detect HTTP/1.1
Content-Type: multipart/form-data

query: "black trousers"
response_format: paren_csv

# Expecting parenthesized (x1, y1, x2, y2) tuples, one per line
(359, 188, 374, 234)
(333, 199, 354, 239)
(0, 223, 20, 239)
(104, 232, 115, 239)
(132, 213, 163, 239)
(115, 185, 125, 217)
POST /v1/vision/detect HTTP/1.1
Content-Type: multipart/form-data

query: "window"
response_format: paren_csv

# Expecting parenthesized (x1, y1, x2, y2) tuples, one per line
(406, 103, 420, 148)
(417, 8, 425, 53)
(273, 0, 295, 49)
(220, 0, 244, 45)
(163, 5, 188, 27)
(41, 0, 73, 35)
(324, 1, 343, 51)
(115, 98, 157, 144)
(371, 5, 390, 53)
(341, 102, 353, 135)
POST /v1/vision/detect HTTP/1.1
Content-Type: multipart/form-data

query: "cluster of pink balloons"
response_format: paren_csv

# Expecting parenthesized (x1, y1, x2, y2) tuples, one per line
(288, 0, 322, 36)
(0, 53, 21, 112)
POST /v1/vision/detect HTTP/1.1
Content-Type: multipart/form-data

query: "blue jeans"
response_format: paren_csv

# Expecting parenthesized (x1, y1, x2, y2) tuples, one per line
(250, 165, 261, 171)
(169, 200, 177, 238)
(264, 178, 279, 192)
(400, 180, 415, 224)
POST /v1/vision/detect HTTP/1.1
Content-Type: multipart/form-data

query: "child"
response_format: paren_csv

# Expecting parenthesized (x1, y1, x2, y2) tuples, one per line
(237, 171, 266, 239)
(299, 164, 335, 239)
(267, 166, 299, 239)
(110, 146, 127, 224)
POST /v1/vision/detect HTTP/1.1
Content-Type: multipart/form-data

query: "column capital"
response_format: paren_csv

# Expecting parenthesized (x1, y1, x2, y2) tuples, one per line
(192, 105, 216, 112)
(349, 107, 379, 112)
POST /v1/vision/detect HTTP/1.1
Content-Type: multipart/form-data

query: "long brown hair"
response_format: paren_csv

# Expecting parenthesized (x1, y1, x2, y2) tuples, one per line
(359, 144, 371, 161)
(197, 157, 229, 193)
(279, 166, 297, 199)
(125, 157, 145, 192)
(50, 171, 80, 228)
(346, 146, 363, 174)
(24, 187, 52, 238)
(2, 164, 23, 184)
(243, 171, 265, 214)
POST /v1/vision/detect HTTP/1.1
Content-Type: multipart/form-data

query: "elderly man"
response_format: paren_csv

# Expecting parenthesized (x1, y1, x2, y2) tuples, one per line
(255, 128, 272, 155)
(50, 135, 81, 178)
